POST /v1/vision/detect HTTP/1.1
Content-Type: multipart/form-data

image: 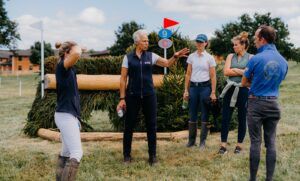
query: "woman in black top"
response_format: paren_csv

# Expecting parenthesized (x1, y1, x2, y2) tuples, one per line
(54, 41, 82, 181)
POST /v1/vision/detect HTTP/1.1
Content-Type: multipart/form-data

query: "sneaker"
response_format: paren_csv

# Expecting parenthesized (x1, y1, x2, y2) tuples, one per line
(234, 146, 242, 154)
(218, 146, 227, 155)
(123, 156, 132, 164)
(199, 142, 206, 150)
(186, 142, 197, 147)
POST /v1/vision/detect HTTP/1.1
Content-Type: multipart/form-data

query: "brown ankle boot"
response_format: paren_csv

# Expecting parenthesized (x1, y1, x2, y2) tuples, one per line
(61, 158, 80, 181)
(56, 155, 69, 181)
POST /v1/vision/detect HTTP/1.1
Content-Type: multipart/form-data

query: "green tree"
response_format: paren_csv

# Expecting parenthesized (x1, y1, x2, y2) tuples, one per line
(30, 41, 54, 65)
(109, 21, 144, 56)
(0, 0, 20, 49)
(291, 47, 300, 63)
(210, 13, 295, 60)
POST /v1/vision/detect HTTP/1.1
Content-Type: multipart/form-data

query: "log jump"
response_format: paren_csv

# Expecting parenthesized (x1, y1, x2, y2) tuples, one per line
(45, 74, 164, 90)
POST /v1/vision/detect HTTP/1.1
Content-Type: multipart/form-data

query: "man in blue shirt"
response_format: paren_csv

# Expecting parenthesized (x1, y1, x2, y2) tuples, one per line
(242, 25, 288, 181)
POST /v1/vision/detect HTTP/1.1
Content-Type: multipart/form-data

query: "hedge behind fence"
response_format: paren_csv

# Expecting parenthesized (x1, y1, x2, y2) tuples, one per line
(24, 55, 236, 137)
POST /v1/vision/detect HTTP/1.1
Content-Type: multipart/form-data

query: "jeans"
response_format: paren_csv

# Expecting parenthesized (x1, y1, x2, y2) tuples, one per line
(189, 85, 211, 122)
(123, 94, 157, 158)
(55, 112, 83, 162)
(247, 98, 281, 181)
(221, 86, 248, 143)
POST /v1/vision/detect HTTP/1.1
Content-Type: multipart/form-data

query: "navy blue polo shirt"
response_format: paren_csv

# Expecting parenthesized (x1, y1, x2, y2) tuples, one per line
(55, 59, 81, 118)
(244, 44, 288, 97)
(122, 51, 160, 97)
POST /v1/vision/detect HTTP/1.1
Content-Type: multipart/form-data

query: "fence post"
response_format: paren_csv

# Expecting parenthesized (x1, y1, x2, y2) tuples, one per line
(19, 80, 22, 96)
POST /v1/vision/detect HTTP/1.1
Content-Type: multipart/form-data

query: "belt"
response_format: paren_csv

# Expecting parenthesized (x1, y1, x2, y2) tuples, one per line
(248, 95, 277, 100)
(190, 81, 210, 87)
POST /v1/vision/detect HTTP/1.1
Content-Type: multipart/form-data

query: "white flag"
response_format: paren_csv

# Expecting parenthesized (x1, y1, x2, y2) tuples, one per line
(30, 21, 43, 30)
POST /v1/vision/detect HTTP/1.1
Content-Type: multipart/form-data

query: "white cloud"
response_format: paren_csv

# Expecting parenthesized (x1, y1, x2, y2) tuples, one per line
(288, 16, 300, 47)
(147, 0, 300, 20)
(14, 7, 113, 50)
(79, 7, 106, 25)
(146, 0, 300, 47)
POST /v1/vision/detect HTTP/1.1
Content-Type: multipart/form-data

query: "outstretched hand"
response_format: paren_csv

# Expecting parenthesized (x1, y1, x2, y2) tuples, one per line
(174, 48, 190, 58)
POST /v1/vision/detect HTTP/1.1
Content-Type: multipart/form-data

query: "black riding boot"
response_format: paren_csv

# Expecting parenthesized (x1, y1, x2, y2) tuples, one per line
(200, 122, 209, 149)
(186, 121, 197, 147)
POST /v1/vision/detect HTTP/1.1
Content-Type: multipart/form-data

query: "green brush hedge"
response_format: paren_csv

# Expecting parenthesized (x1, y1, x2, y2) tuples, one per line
(24, 55, 236, 137)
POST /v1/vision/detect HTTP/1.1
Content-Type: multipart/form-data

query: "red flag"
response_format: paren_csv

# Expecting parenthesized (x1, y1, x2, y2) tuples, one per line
(163, 18, 179, 28)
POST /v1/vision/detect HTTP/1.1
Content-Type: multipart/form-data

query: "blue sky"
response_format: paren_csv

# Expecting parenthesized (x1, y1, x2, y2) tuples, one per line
(4, 0, 300, 50)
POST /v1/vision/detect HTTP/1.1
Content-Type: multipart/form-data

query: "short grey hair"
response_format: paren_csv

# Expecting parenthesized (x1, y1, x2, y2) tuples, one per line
(132, 29, 148, 44)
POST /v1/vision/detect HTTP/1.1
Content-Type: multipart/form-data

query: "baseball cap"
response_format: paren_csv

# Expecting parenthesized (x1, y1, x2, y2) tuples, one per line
(195, 34, 208, 42)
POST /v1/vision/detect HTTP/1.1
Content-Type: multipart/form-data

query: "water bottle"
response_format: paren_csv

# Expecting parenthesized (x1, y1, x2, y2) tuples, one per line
(182, 99, 188, 110)
(117, 109, 124, 117)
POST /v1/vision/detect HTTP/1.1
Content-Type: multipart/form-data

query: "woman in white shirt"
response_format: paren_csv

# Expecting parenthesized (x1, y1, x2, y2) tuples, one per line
(183, 34, 217, 149)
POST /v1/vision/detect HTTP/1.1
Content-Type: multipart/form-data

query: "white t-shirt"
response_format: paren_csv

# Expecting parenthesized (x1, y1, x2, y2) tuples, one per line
(187, 50, 216, 82)
(122, 53, 160, 68)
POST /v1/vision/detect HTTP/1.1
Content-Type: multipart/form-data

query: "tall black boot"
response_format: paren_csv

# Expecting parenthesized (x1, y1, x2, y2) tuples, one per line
(56, 155, 69, 181)
(200, 122, 209, 149)
(186, 121, 197, 147)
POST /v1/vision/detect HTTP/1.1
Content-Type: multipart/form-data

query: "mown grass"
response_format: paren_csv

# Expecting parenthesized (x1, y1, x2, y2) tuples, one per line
(0, 62, 299, 180)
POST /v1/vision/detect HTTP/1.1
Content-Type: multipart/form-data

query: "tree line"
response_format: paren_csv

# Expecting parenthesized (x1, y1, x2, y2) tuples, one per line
(1, 0, 299, 63)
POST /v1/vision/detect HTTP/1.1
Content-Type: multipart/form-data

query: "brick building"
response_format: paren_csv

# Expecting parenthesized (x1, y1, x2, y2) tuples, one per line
(0, 48, 110, 75)
(0, 50, 40, 75)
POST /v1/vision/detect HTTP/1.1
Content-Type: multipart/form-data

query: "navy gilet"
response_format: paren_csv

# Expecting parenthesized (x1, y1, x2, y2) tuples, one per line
(126, 51, 155, 97)
(55, 59, 81, 118)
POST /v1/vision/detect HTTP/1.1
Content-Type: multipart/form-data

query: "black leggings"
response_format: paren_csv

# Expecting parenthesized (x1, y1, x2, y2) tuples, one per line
(123, 94, 157, 157)
(221, 86, 248, 143)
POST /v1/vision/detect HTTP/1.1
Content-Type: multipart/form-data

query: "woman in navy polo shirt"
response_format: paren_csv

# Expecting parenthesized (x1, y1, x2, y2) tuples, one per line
(117, 29, 189, 166)
(54, 41, 83, 180)
(184, 34, 217, 149)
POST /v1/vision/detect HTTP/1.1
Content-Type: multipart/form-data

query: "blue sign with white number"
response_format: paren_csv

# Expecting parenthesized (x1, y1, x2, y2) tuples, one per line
(158, 29, 172, 39)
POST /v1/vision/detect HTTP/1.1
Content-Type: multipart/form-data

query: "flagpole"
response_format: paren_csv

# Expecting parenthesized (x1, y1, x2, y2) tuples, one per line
(164, 48, 167, 74)
(30, 20, 45, 99)
(41, 27, 44, 98)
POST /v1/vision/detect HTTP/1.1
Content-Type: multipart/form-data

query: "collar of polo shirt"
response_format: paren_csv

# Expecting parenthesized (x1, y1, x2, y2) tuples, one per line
(196, 50, 206, 57)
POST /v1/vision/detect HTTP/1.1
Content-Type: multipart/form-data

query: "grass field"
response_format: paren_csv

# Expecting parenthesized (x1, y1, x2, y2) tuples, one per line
(0, 62, 299, 180)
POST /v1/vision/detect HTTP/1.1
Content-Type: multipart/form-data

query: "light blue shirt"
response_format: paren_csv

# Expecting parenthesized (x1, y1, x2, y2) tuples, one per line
(244, 44, 288, 97)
